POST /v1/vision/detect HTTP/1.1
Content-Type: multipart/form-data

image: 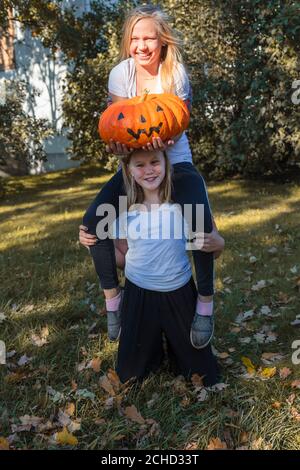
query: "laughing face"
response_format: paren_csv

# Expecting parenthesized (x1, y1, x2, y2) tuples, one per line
(129, 18, 163, 70)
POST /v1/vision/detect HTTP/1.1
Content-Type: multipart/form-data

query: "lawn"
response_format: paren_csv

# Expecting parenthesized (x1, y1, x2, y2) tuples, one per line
(1, 165, 300, 450)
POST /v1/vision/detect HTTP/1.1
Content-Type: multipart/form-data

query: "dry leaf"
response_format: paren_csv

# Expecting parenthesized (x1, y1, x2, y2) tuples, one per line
(71, 380, 78, 391)
(271, 402, 281, 409)
(55, 427, 78, 446)
(107, 369, 121, 392)
(124, 405, 145, 424)
(251, 280, 267, 291)
(197, 388, 208, 402)
(57, 410, 72, 427)
(0, 437, 9, 450)
(20, 415, 43, 427)
(191, 373, 204, 388)
(65, 403, 75, 417)
(180, 396, 190, 407)
(290, 407, 300, 422)
(90, 357, 102, 373)
(240, 431, 249, 444)
(185, 441, 198, 450)
(279, 367, 292, 379)
(99, 375, 116, 396)
(259, 367, 276, 379)
(207, 437, 227, 450)
(218, 352, 230, 359)
(286, 394, 296, 405)
(261, 352, 284, 364)
(94, 418, 106, 425)
(31, 327, 49, 347)
(291, 380, 300, 389)
(5, 371, 27, 384)
(241, 356, 256, 374)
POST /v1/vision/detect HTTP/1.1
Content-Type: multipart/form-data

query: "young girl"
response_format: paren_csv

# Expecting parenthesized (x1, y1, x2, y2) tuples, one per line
(114, 148, 219, 385)
(79, 4, 224, 349)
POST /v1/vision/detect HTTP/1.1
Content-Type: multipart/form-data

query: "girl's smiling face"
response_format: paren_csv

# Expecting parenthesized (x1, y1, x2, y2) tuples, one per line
(129, 150, 166, 193)
(129, 18, 163, 69)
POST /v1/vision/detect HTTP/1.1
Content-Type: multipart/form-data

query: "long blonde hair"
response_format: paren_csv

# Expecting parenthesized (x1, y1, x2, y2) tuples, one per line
(121, 150, 172, 208)
(118, 4, 184, 94)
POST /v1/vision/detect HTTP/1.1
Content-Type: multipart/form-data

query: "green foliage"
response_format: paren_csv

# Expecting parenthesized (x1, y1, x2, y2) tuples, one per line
(161, 0, 300, 178)
(2, 0, 300, 177)
(0, 80, 52, 180)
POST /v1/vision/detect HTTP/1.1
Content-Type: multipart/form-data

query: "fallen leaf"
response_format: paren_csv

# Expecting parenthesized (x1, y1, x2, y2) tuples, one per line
(71, 380, 78, 391)
(107, 369, 121, 392)
(17, 355, 33, 366)
(94, 418, 106, 425)
(0, 437, 9, 450)
(0, 312, 7, 323)
(90, 357, 102, 373)
(291, 380, 300, 389)
(180, 396, 190, 407)
(271, 402, 281, 409)
(239, 337, 251, 344)
(55, 427, 78, 446)
(208, 383, 229, 392)
(290, 407, 300, 422)
(57, 409, 72, 427)
(251, 280, 267, 291)
(31, 327, 49, 347)
(65, 403, 75, 416)
(279, 368, 292, 379)
(261, 352, 284, 364)
(5, 371, 27, 384)
(191, 373, 204, 388)
(99, 375, 116, 396)
(240, 431, 249, 444)
(258, 367, 276, 379)
(124, 405, 145, 424)
(197, 388, 208, 402)
(219, 352, 230, 359)
(207, 437, 227, 450)
(286, 394, 296, 405)
(235, 310, 254, 324)
(75, 389, 95, 401)
(241, 356, 256, 374)
(185, 441, 198, 450)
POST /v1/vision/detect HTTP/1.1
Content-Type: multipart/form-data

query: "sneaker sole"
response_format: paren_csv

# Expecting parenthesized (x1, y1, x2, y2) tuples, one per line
(190, 323, 214, 350)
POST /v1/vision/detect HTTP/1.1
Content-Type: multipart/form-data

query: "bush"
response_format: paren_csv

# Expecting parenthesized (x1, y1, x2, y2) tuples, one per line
(0, 80, 52, 178)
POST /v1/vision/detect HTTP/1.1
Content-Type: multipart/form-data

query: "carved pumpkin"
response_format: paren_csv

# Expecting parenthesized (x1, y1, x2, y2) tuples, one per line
(98, 91, 190, 148)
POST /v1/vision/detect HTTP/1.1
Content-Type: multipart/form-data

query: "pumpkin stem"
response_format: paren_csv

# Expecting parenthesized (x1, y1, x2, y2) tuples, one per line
(140, 89, 150, 102)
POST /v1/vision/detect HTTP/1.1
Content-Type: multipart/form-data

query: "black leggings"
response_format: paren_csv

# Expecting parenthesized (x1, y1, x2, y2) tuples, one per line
(83, 162, 214, 296)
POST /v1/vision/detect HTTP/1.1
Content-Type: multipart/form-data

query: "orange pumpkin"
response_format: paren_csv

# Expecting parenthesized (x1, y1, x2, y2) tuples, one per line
(98, 91, 190, 148)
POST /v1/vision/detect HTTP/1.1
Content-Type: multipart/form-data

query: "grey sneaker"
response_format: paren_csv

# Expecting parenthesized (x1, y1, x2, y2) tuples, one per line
(190, 313, 214, 349)
(106, 289, 124, 341)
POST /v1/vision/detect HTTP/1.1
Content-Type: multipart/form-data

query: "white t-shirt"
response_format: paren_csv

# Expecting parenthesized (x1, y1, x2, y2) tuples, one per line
(108, 58, 193, 165)
(112, 203, 192, 291)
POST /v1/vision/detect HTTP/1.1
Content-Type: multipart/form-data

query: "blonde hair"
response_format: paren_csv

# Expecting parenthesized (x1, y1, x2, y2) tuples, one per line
(121, 150, 172, 208)
(118, 4, 184, 94)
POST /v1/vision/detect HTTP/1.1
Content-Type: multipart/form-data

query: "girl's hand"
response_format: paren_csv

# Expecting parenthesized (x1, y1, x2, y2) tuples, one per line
(194, 218, 225, 258)
(105, 139, 133, 155)
(79, 225, 97, 248)
(142, 137, 174, 152)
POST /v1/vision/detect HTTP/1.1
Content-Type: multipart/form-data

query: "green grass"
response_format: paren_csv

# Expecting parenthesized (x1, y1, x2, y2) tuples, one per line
(1, 165, 300, 450)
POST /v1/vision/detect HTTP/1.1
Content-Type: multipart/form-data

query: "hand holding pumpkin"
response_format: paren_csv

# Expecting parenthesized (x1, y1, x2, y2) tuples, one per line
(105, 140, 133, 156)
(99, 92, 190, 150)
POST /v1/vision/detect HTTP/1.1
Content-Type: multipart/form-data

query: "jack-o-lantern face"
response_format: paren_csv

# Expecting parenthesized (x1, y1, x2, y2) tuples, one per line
(98, 92, 190, 148)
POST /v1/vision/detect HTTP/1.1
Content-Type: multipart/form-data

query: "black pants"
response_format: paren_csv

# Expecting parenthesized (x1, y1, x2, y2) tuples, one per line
(83, 162, 214, 296)
(116, 278, 220, 385)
